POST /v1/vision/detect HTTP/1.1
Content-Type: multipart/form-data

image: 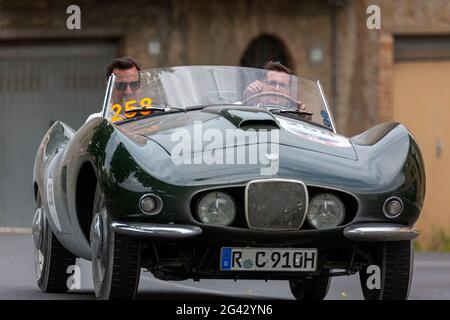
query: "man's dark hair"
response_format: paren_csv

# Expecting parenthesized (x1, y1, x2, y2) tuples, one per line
(263, 61, 293, 75)
(106, 56, 141, 80)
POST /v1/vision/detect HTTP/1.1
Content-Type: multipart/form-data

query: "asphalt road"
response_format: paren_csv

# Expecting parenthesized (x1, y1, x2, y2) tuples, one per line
(1, 234, 449, 300)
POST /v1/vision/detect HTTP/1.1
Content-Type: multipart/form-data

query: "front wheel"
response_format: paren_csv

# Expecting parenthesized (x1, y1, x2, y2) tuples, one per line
(33, 194, 76, 293)
(90, 185, 141, 300)
(289, 270, 331, 300)
(359, 240, 413, 300)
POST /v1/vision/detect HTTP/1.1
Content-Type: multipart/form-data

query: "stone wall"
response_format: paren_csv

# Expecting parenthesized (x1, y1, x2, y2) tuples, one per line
(1, 0, 450, 134)
(335, 0, 450, 135)
(0, 0, 332, 116)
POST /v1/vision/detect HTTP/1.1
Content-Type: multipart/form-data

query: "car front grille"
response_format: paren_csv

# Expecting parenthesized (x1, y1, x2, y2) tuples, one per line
(245, 179, 308, 230)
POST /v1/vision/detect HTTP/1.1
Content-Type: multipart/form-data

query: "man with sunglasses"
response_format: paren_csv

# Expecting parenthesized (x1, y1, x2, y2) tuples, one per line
(86, 57, 142, 122)
(244, 61, 311, 119)
(107, 56, 142, 107)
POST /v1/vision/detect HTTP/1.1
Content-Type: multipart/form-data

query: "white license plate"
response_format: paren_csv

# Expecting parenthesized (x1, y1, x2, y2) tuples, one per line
(220, 247, 317, 271)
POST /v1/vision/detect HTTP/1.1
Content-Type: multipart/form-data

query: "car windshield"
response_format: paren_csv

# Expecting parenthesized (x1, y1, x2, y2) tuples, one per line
(103, 65, 335, 131)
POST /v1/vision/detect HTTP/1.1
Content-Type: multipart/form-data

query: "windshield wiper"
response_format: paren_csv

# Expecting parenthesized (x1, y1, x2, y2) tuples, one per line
(115, 105, 177, 125)
(124, 105, 187, 113)
(278, 109, 313, 116)
(167, 106, 187, 112)
(265, 107, 313, 116)
(124, 106, 166, 113)
(265, 107, 332, 131)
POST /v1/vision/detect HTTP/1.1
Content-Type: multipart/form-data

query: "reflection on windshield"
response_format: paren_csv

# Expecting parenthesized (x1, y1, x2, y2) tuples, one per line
(104, 66, 333, 130)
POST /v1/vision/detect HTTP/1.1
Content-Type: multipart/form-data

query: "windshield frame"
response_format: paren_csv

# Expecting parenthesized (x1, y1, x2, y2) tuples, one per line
(316, 80, 336, 133)
(101, 66, 337, 133)
(102, 73, 115, 118)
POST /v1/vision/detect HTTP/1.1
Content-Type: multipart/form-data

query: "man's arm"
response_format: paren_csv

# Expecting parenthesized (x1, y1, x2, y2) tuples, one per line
(244, 80, 264, 98)
(85, 112, 102, 123)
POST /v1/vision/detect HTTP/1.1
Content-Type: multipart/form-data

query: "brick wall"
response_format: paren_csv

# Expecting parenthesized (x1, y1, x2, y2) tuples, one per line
(1, 0, 450, 135)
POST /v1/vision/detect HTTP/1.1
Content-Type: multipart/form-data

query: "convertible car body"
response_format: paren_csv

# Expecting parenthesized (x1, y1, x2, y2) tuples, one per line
(32, 66, 425, 300)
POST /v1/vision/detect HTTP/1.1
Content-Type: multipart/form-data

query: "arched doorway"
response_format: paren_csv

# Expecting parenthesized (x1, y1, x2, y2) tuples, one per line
(240, 34, 292, 70)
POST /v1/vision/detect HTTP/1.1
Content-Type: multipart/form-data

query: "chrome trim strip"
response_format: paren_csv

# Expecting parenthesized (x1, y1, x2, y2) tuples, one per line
(344, 223, 419, 241)
(407, 239, 414, 298)
(244, 178, 309, 231)
(110, 222, 202, 239)
(317, 80, 337, 133)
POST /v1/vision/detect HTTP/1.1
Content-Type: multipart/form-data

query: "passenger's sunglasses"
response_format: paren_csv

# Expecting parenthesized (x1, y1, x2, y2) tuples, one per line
(114, 80, 141, 92)
(265, 80, 290, 90)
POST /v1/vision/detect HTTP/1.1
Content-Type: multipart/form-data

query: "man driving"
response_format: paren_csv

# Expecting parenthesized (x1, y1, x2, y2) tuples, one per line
(86, 56, 142, 122)
(106, 56, 142, 107)
(244, 61, 311, 119)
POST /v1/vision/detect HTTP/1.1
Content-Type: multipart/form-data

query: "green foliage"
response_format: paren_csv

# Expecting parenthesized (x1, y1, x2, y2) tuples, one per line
(417, 229, 450, 252)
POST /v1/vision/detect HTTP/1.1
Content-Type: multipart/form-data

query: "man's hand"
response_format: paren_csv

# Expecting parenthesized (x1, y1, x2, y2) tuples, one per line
(244, 80, 264, 96)
(297, 101, 313, 120)
(297, 101, 311, 112)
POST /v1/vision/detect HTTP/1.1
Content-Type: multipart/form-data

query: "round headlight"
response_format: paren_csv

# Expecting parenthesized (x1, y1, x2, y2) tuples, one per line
(307, 193, 345, 229)
(197, 192, 236, 226)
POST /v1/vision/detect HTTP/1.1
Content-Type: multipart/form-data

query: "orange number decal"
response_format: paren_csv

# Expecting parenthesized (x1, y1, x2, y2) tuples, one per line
(139, 97, 153, 115)
(111, 104, 122, 122)
(124, 100, 137, 118)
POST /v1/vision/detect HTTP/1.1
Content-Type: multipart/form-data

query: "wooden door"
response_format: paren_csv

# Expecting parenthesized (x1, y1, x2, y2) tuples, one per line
(393, 60, 450, 247)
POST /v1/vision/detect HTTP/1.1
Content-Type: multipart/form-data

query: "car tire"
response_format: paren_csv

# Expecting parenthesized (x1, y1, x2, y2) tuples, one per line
(90, 184, 141, 300)
(359, 240, 413, 300)
(289, 270, 331, 300)
(33, 193, 76, 293)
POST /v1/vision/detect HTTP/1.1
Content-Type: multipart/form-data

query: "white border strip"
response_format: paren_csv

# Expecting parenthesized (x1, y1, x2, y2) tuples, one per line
(0, 227, 32, 234)
(140, 274, 276, 299)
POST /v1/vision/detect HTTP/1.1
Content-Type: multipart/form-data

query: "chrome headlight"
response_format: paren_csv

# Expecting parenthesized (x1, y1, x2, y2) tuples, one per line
(307, 193, 345, 229)
(197, 192, 236, 226)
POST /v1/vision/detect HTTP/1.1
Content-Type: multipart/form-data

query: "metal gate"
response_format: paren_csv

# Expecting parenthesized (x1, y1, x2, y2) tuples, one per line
(0, 42, 117, 228)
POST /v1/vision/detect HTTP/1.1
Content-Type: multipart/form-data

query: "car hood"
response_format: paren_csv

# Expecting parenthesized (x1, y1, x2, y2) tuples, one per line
(121, 106, 357, 161)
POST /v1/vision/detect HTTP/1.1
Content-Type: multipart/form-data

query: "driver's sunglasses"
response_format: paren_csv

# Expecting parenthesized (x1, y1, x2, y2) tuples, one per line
(264, 80, 290, 90)
(114, 80, 141, 92)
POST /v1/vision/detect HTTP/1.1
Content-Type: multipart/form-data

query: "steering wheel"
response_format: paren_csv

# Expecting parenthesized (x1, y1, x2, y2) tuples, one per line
(242, 91, 313, 118)
(243, 91, 299, 106)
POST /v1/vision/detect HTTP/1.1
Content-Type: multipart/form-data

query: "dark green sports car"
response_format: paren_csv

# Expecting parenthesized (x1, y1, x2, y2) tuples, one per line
(32, 66, 425, 300)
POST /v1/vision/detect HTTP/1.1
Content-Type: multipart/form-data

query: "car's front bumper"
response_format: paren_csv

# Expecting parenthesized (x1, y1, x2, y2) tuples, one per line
(110, 221, 419, 280)
(110, 221, 419, 246)
(110, 222, 202, 239)
(343, 223, 419, 241)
